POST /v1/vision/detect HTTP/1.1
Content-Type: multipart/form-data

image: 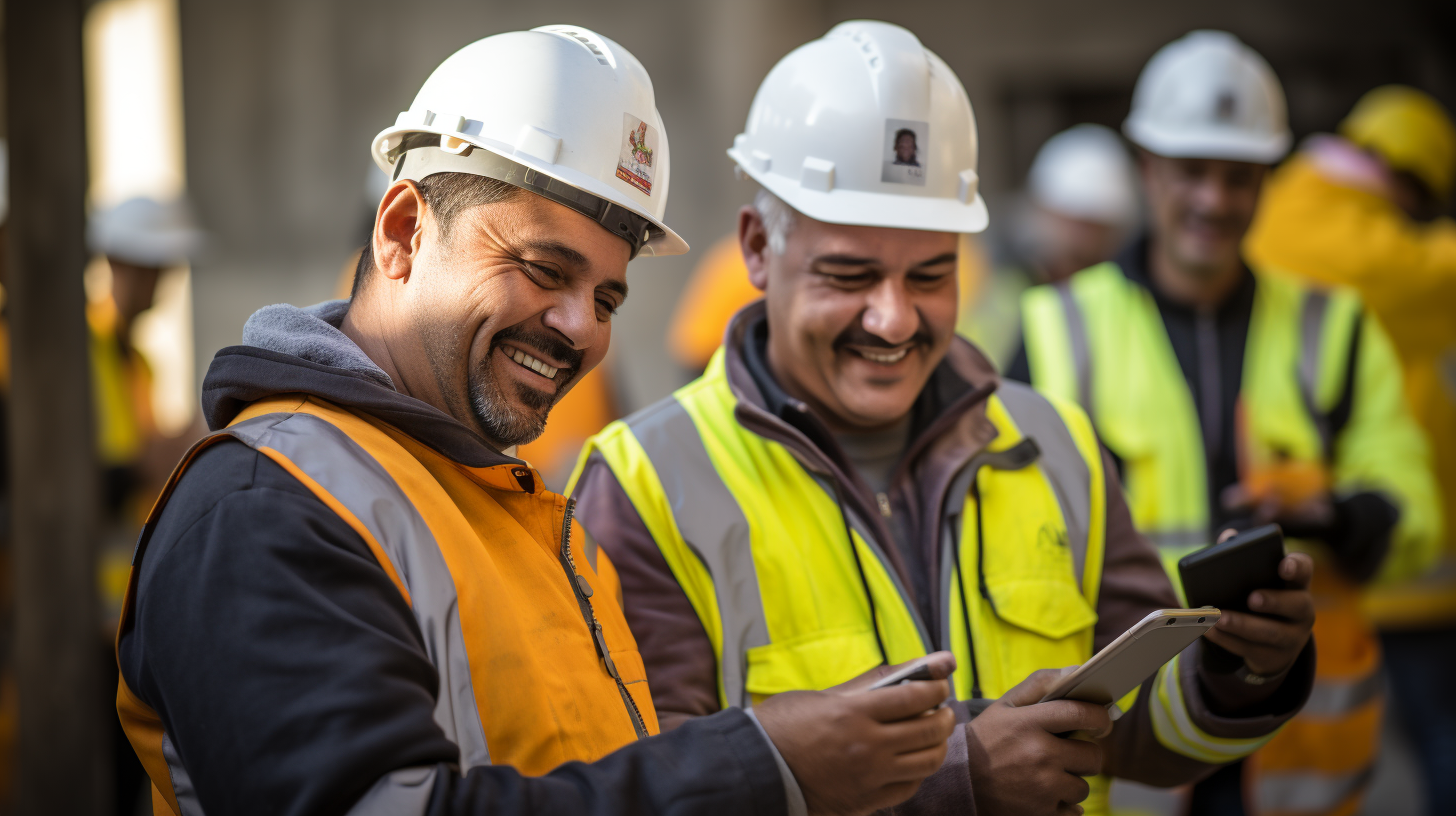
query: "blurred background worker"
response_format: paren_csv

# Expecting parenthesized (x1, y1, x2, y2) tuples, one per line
(86, 195, 203, 816)
(1245, 85, 1456, 816)
(960, 123, 1140, 368)
(1013, 31, 1443, 816)
(574, 22, 1318, 816)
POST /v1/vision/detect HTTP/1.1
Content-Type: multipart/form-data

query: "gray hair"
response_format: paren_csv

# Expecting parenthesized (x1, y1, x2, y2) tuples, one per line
(753, 188, 797, 255)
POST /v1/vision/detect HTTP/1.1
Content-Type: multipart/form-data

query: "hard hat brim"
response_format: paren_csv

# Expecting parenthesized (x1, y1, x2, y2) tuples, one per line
(1124, 118, 1290, 165)
(373, 125, 689, 258)
(733, 150, 989, 235)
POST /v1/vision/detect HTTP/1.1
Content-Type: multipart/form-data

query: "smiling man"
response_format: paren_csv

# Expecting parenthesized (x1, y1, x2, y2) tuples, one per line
(571, 22, 1316, 816)
(114, 26, 961, 816)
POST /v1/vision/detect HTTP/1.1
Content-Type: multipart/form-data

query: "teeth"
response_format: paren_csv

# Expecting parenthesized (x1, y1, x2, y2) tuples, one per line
(859, 348, 910, 364)
(510, 348, 558, 379)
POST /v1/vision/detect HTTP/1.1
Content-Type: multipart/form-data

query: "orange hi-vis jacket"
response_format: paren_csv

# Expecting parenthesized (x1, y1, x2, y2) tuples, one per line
(117, 395, 658, 815)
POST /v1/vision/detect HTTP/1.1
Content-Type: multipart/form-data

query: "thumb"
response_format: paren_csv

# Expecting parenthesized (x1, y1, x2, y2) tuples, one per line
(998, 667, 1076, 708)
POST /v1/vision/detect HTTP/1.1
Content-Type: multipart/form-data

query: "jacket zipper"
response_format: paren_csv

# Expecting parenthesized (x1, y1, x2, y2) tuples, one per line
(558, 497, 649, 739)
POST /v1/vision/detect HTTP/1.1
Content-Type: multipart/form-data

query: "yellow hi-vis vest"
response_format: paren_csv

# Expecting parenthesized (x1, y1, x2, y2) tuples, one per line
(118, 396, 656, 816)
(1021, 263, 1441, 816)
(571, 352, 1272, 816)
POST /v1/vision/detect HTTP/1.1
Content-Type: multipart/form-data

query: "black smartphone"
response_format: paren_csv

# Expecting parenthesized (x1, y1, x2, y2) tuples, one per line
(1178, 524, 1287, 613)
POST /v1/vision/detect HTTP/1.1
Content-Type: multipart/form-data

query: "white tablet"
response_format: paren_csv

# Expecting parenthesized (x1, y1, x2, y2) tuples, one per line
(1038, 608, 1220, 715)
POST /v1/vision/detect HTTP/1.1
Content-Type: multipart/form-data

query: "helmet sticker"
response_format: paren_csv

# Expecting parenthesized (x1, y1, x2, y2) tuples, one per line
(616, 114, 657, 196)
(882, 119, 928, 186)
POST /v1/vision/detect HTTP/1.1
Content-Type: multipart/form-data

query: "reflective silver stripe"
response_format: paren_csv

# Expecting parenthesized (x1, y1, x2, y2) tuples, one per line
(996, 382, 1092, 586)
(161, 731, 204, 816)
(1298, 290, 1332, 453)
(345, 766, 438, 816)
(623, 398, 768, 709)
(1256, 765, 1374, 814)
(1301, 669, 1383, 718)
(224, 413, 491, 770)
(1055, 281, 1094, 421)
(1147, 529, 1209, 550)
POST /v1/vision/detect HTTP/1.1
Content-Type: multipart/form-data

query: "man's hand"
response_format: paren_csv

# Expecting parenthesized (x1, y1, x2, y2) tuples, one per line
(964, 669, 1112, 816)
(1203, 550, 1315, 677)
(755, 652, 958, 816)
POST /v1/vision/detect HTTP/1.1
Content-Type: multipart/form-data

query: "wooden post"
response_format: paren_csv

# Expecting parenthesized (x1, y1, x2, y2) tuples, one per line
(5, 1, 110, 813)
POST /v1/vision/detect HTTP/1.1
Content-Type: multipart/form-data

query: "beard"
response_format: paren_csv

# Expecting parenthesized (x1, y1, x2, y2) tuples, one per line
(467, 322, 583, 447)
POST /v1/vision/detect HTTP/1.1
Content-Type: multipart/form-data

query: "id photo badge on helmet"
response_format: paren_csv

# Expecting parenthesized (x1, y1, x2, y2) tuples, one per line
(728, 20, 988, 234)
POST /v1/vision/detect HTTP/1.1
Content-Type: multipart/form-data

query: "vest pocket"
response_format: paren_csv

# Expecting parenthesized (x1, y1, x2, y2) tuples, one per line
(984, 579, 1098, 639)
(744, 626, 884, 697)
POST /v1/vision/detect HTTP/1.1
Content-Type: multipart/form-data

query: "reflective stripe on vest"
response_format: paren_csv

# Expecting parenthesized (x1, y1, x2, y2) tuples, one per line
(119, 398, 654, 816)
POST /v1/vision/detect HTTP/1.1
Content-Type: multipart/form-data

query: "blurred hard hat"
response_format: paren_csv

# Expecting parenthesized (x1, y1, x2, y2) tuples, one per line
(1124, 30, 1290, 164)
(1028, 124, 1138, 225)
(87, 197, 202, 268)
(372, 25, 687, 258)
(727, 20, 987, 233)
(1340, 85, 1456, 201)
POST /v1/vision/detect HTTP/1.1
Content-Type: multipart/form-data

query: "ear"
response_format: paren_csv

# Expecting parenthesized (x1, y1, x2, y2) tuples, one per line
(373, 180, 427, 283)
(738, 205, 770, 292)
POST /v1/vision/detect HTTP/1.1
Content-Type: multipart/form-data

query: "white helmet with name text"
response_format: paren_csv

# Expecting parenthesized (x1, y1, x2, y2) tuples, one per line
(371, 25, 688, 258)
(728, 20, 988, 233)
(1123, 30, 1290, 164)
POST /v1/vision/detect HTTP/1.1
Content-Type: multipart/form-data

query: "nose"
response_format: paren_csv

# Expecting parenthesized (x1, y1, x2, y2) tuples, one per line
(1190, 173, 1235, 218)
(540, 288, 597, 351)
(860, 278, 919, 346)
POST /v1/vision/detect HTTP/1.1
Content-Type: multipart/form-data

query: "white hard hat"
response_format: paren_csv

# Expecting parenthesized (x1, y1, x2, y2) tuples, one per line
(1028, 124, 1138, 226)
(728, 20, 987, 234)
(371, 25, 687, 258)
(1123, 30, 1290, 164)
(87, 197, 203, 268)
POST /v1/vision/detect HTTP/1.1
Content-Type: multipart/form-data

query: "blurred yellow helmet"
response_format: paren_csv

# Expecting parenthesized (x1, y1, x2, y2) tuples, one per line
(1339, 85, 1456, 200)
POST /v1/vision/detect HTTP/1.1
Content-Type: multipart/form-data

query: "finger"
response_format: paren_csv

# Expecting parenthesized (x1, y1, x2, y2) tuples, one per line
(878, 705, 957, 754)
(1215, 610, 1309, 649)
(1061, 734, 1105, 778)
(857, 678, 953, 723)
(999, 668, 1075, 708)
(1248, 587, 1315, 623)
(1026, 699, 1112, 737)
(1056, 805, 1086, 816)
(1056, 770, 1094, 805)
(834, 651, 957, 694)
(884, 741, 953, 782)
(1278, 552, 1314, 589)
(1202, 627, 1302, 674)
(1216, 527, 1238, 544)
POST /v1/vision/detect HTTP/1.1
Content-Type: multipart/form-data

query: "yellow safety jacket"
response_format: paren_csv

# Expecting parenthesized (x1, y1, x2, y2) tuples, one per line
(118, 396, 657, 816)
(1022, 263, 1441, 816)
(1247, 151, 1456, 627)
(572, 351, 1273, 816)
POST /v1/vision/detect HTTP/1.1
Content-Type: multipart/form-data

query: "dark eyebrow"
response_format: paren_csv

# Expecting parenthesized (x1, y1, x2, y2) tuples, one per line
(911, 252, 958, 270)
(812, 254, 881, 267)
(516, 239, 590, 268)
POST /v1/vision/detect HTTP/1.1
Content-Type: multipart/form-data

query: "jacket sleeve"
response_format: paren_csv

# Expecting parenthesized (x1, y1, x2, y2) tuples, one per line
(1092, 449, 1316, 786)
(1328, 311, 1444, 584)
(119, 441, 790, 816)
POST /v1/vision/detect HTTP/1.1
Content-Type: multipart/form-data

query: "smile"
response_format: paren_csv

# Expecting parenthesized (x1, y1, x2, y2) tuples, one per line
(848, 347, 911, 365)
(506, 346, 560, 380)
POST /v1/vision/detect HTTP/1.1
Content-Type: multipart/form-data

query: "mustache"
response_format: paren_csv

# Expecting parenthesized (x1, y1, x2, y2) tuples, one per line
(491, 323, 585, 384)
(832, 321, 935, 352)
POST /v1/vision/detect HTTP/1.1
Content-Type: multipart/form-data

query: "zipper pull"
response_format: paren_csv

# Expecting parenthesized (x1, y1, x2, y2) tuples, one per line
(877, 492, 893, 518)
(575, 573, 594, 597)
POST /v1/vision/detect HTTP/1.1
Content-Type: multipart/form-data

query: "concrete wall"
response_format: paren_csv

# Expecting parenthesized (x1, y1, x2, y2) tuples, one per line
(178, 0, 1454, 412)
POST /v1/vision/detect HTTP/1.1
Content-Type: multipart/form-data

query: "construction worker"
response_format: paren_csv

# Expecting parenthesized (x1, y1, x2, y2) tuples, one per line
(1012, 32, 1443, 816)
(1245, 85, 1456, 816)
(960, 124, 1139, 367)
(570, 22, 1316, 816)
(116, 26, 958, 816)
